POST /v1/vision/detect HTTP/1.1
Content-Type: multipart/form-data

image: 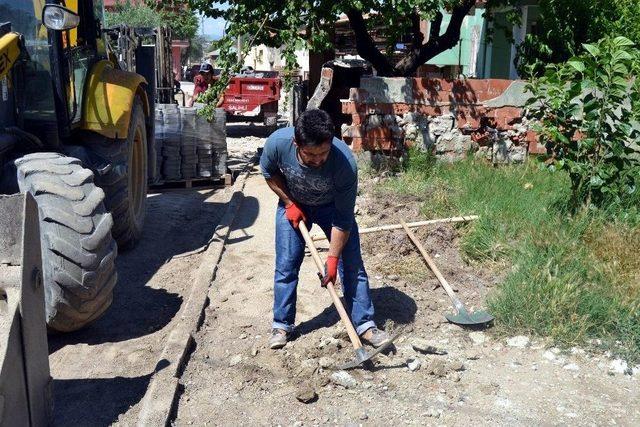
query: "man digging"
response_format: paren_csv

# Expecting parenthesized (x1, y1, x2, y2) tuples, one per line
(260, 109, 390, 350)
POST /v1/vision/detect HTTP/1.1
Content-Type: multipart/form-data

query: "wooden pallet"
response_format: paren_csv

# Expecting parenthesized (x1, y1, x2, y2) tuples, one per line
(150, 173, 233, 191)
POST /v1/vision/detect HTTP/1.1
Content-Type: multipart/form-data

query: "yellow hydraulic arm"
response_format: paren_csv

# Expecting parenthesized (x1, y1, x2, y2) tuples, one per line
(0, 32, 22, 80)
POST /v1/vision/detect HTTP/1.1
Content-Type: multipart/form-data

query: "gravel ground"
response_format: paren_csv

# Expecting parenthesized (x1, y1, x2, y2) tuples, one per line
(48, 124, 263, 426)
(174, 151, 639, 426)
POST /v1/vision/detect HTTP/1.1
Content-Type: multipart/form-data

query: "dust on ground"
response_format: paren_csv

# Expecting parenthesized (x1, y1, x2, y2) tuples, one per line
(47, 123, 264, 426)
(174, 167, 639, 426)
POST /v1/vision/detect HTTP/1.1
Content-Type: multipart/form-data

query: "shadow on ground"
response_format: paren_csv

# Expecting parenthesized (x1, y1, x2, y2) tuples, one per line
(295, 286, 417, 337)
(226, 122, 278, 138)
(53, 373, 152, 426)
(49, 190, 260, 351)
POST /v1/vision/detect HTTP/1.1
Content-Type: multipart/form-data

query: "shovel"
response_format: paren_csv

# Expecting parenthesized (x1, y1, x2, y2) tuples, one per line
(298, 222, 402, 369)
(400, 220, 494, 326)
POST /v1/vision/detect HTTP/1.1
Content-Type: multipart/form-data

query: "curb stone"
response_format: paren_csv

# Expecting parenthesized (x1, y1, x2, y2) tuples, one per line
(136, 155, 258, 426)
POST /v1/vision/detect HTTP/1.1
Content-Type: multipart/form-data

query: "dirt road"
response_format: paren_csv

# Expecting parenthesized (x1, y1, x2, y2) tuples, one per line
(47, 124, 639, 426)
(174, 172, 639, 426)
(47, 125, 260, 426)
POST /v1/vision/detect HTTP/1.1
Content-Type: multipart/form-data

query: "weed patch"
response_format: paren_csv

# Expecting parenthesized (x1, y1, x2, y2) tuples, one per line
(376, 150, 640, 362)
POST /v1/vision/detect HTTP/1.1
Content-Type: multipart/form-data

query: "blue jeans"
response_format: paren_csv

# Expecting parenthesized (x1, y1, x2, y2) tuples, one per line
(272, 202, 376, 335)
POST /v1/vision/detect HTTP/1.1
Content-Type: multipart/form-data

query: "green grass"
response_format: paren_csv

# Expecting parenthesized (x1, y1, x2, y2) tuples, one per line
(377, 149, 640, 363)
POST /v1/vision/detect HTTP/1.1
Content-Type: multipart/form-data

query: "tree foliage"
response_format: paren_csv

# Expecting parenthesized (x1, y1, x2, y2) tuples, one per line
(188, 0, 519, 77)
(104, 1, 199, 42)
(516, 0, 640, 77)
(526, 37, 640, 209)
(104, 0, 163, 29)
(183, 0, 518, 119)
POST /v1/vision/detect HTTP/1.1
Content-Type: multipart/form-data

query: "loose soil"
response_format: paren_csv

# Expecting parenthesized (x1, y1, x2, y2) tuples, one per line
(174, 152, 639, 426)
(47, 125, 256, 426)
(46, 124, 639, 426)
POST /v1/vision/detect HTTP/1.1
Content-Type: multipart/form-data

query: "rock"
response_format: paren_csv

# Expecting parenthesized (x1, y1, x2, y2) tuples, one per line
(331, 371, 357, 388)
(239, 333, 248, 339)
(298, 359, 318, 376)
(563, 363, 580, 371)
(506, 336, 530, 348)
(469, 332, 487, 345)
(412, 339, 447, 355)
(295, 385, 317, 403)
(318, 357, 333, 369)
(450, 372, 462, 382)
(359, 413, 368, 420)
(250, 346, 259, 357)
(229, 354, 242, 367)
(448, 360, 465, 372)
(221, 296, 229, 302)
(407, 358, 422, 372)
(318, 337, 342, 350)
(361, 381, 373, 389)
(424, 408, 440, 418)
(427, 359, 449, 377)
(465, 351, 481, 360)
(387, 275, 400, 281)
(609, 359, 629, 375)
(542, 350, 556, 361)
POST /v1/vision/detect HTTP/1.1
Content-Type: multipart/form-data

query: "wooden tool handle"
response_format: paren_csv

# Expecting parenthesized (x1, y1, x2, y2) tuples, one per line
(311, 215, 479, 241)
(299, 222, 363, 351)
(400, 220, 459, 302)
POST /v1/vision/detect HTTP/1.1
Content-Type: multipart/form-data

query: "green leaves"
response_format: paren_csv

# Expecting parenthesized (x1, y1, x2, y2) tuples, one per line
(526, 36, 640, 210)
(582, 43, 600, 57)
(567, 60, 585, 73)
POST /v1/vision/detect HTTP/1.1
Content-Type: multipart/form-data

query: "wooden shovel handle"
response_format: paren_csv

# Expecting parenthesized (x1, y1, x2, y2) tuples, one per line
(298, 222, 363, 351)
(400, 220, 458, 302)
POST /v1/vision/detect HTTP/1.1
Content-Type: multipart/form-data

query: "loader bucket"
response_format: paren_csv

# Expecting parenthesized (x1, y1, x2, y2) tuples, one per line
(0, 193, 52, 426)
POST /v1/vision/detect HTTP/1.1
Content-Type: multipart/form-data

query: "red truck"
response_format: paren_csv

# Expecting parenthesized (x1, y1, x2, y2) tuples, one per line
(220, 71, 282, 128)
(206, 69, 282, 128)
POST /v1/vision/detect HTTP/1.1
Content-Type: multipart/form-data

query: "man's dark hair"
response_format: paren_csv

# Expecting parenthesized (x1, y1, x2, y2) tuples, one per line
(294, 109, 334, 146)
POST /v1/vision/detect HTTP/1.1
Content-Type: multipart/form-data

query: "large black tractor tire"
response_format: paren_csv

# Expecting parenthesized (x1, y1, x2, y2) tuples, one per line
(14, 153, 118, 332)
(84, 96, 148, 250)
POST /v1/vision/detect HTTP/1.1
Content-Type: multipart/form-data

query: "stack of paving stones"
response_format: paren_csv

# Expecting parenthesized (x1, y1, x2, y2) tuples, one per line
(159, 104, 182, 180)
(179, 107, 198, 179)
(154, 104, 228, 182)
(195, 109, 214, 178)
(211, 108, 228, 178)
(154, 107, 164, 176)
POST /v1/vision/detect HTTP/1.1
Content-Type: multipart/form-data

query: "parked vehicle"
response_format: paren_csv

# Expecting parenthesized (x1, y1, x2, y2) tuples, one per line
(215, 69, 282, 130)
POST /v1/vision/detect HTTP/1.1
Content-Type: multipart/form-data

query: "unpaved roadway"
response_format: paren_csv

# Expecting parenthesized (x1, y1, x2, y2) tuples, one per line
(47, 125, 260, 426)
(48, 124, 639, 426)
(174, 162, 639, 425)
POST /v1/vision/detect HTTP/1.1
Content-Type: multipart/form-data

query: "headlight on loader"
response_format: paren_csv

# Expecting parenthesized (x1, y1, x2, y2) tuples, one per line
(42, 5, 80, 31)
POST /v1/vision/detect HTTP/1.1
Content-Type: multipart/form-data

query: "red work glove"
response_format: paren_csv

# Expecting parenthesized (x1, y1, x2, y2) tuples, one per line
(285, 202, 306, 229)
(322, 255, 339, 287)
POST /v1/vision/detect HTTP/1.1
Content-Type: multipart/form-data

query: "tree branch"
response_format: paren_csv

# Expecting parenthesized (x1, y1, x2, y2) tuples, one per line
(345, 8, 397, 76)
(429, 11, 443, 40)
(395, 0, 475, 76)
(411, 10, 424, 49)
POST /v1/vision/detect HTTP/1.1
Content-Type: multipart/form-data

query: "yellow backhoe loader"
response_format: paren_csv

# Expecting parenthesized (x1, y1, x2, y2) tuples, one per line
(1, 0, 157, 333)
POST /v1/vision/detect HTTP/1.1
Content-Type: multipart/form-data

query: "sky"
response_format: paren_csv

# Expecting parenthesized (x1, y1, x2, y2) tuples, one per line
(198, 15, 226, 40)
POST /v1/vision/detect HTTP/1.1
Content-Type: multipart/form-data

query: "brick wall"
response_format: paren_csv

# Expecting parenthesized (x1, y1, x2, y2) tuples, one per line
(341, 77, 545, 163)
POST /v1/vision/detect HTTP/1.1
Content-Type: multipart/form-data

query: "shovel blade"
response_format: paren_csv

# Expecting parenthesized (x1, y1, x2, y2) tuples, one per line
(445, 307, 494, 326)
(335, 327, 405, 370)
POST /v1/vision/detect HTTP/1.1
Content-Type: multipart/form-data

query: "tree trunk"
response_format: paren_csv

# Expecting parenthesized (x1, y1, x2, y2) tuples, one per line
(346, 1, 476, 77)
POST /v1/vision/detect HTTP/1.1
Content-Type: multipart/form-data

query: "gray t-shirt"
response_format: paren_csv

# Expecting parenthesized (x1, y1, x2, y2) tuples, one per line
(259, 127, 357, 231)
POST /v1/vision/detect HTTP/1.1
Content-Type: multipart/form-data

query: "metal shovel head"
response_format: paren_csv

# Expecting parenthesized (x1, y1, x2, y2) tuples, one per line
(335, 327, 405, 370)
(445, 306, 494, 326)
